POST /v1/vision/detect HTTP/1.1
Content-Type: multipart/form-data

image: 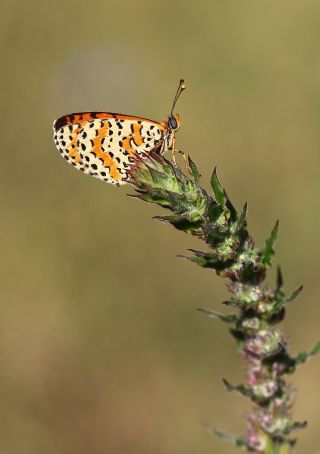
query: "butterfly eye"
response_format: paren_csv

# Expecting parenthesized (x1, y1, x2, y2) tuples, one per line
(168, 116, 178, 130)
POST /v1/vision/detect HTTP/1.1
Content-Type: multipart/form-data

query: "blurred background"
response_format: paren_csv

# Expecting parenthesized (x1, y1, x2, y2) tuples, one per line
(1, 1, 320, 453)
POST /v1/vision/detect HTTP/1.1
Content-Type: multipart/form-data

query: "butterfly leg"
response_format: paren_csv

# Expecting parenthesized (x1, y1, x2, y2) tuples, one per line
(170, 147, 192, 174)
(178, 150, 192, 174)
(168, 137, 191, 174)
(170, 136, 177, 164)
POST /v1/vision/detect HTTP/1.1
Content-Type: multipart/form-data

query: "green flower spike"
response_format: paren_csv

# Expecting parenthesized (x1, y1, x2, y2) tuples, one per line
(127, 151, 319, 453)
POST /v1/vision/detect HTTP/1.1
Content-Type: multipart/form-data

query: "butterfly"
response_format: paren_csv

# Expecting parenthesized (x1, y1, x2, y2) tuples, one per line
(53, 80, 186, 186)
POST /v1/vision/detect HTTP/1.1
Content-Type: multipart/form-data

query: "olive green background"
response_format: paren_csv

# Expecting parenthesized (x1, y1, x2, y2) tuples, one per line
(1, 1, 320, 453)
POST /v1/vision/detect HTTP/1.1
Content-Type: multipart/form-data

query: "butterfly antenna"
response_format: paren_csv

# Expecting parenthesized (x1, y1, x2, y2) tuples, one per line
(170, 79, 186, 116)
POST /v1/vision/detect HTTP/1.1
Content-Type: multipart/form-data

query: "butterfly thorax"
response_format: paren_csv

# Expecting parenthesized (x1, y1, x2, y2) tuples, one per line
(161, 114, 180, 154)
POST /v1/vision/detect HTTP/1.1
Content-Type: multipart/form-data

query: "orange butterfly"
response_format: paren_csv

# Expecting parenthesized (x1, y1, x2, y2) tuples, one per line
(53, 80, 186, 185)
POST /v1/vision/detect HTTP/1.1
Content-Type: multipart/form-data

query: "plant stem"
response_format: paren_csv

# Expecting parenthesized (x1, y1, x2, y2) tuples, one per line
(128, 152, 318, 453)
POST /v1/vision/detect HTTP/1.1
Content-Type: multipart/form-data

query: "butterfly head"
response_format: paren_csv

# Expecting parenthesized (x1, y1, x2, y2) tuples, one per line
(167, 113, 181, 132)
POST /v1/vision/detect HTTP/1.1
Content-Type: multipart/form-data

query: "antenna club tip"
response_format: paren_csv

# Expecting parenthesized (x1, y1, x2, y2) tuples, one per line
(180, 79, 186, 90)
(170, 79, 186, 116)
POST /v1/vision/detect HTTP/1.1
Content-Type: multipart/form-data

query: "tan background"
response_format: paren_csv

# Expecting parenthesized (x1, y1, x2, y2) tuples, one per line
(1, 1, 320, 453)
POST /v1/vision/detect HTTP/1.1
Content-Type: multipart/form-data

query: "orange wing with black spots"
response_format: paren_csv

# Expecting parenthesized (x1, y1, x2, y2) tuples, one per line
(53, 112, 167, 185)
(53, 80, 186, 186)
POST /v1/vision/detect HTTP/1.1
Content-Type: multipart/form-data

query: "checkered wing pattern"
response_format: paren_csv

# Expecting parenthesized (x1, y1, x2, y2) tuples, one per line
(53, 112, 167, 185)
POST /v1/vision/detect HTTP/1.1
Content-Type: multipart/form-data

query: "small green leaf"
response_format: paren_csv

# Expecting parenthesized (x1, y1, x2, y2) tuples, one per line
(187, 249, 234, 270)
(211, 167, 227, 207)
(179, 255, 208, 266)
(261, 220, 279, 266)
(222, 379, 252, 398)
(180, 252, 231, 270)
(225, 195, 238, 221)
(198, 307, 237, 323)
(286, 285, 303, 303)
(154, 215, 202, 233)
(309, 341, 320, 356)
(235, 202, 248, 232)
(188, 155, 201, 183)
(188, 248, 217, 259)
(275, 285, 303, 312)
(276, 266, 284, 292)
(223, 299, 244, 308)
(284, 420, 307, 435)
(128, 192, 170, 206)
(294, 341, 320, 367)
(201, 421, 246, 448)
(153, 214, 181, 223)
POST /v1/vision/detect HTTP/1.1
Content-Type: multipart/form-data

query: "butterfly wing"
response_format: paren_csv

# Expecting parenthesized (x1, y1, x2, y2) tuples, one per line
(53, 112, 167, 185)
